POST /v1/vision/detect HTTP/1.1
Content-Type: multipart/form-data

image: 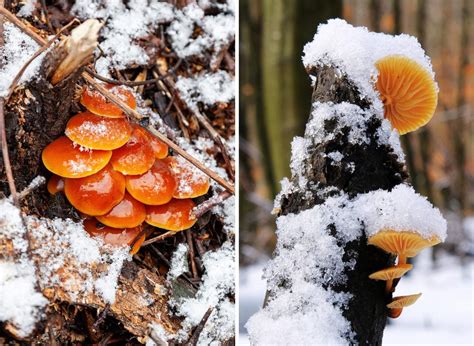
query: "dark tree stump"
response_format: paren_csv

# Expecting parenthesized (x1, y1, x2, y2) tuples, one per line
(271, 64, 409, 345)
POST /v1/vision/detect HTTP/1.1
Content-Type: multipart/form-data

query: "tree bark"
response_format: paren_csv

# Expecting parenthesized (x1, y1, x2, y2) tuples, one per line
(271, 64, 408, 344)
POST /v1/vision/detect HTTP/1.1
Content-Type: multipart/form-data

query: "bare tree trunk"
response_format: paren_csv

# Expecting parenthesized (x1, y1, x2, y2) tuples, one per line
(267, 63, 408, 344)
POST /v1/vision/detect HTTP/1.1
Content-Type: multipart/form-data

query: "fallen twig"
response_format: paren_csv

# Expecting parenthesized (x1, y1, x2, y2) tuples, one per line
(193, 190, 232, 218)
(187, 307, 213, 346)
(0, 97, 18, 206)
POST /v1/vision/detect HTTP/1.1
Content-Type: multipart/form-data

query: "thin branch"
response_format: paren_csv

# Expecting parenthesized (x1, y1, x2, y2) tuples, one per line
(193, 190, 232, 218)
(142, 230, 176, 246)
(84, 58, 182, 86)
(186, 229, 198, 279)
(18, 176, 46, 200)
(187, 307, 213, 346)
(6, 19, 78, 101)
(0, 98, 18, 206)
(0, 6, 45, 44)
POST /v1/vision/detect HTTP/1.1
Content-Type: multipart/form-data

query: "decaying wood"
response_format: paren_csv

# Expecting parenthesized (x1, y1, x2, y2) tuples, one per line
(271, 64, 408, 344)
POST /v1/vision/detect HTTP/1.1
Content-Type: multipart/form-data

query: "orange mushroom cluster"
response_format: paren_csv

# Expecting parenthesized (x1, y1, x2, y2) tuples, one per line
(42, 84, 210, 254)
(375, 55, 438, 135)
(368, 230, 441, 318)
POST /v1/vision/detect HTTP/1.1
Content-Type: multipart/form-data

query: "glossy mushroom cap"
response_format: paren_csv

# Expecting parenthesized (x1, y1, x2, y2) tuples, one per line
(145, 198, 196, 232)
(47, 175, 64, 195)
(387, 293, 422, 309)
(80, 84, 136, 118)
(64, 165, 125, 216)
(42, 136, 112, 178)
(96, 192, 146, 228)
(134, 126, 168, 159)
(165, 156, 210, 199)
(388, 308, 403, 319)
(369, 264, 413, 281)
(83, 219, 145, 254)
(65, 111, 132, 150)
(126, 160, 176, 205)
(368, 230, 441, 258)
(110, 128, 155, 175)
(375, 55, 437, 134)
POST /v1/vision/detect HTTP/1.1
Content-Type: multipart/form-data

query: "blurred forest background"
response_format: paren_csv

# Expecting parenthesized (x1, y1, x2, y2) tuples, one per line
(239, 0, 474, 265)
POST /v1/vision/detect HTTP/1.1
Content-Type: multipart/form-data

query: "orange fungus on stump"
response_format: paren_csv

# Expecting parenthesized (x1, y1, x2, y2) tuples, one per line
(110, 128, 155, 175)
(96, 192, 146, 228)
(65, 111, 132, 150)
(165, 156, 210, 199)
(64, 165, 125, 216)
(47, 175, 64, 195)
(42, 136, 112, 178)
(375, 55, 437, 135)
(145, 198, 197, 232)
(80, 84, 136, 118)
(126, 160, 176, 206)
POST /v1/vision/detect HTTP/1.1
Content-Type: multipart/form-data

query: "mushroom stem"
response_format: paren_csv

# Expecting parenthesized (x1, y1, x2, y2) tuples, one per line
(388, 307, 403, 319)
(385, 279, 394, 293)
(398, 254, 407, 266)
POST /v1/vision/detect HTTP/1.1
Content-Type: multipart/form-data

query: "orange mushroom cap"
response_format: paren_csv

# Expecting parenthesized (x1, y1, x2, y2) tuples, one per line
(65, 111, 132, 150)
(368, 264, 413, 281)
(96, 192, 146, 228)
(145, 198, 197, 232)
(80, 84, 136, 118)
(126, 160, 176, 206)
(388, 308, 403, 319)
(375, 55, 437, 134)
(110, 128, 155, 175)
(134, 126, 168, 159)
(165, 156, 210, 199)
(42, 136, 112, 178)
(47, 175, 64, 195)
(64, 165, 125, 216)
(387, 293, 422, 309)
(368, 230, 441, 258)
(83, 219, 145, 254)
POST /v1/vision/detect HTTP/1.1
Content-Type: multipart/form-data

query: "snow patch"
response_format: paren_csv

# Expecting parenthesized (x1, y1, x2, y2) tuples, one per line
(302, 19, 436, 105)
(168, 243, 189, 280)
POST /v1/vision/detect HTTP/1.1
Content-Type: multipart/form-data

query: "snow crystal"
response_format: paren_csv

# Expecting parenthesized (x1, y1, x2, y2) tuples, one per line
(72, 0, 174, 69)
(176, 70, 235, 110)
(354, 184, 447, 240)
(0, 199, 48, 337)
(95, 247, 130, 303)
(212, 195, 235, 235)
(302, 19, 437, 105)
(168, 243, 189, 280)
(17, 0, 37, 17)
(171, 241, 235, 344)
(0, 22, 44, 97)
(167, 3, 235, 59)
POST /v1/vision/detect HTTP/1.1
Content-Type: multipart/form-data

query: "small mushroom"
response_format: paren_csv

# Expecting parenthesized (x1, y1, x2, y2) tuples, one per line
(145, 198, 197, 232)
(83, 219, 145, 254)
(64, 165, 125, 216)
(96, 192, 146, 228)
(65, 111, 132, 150)
(80, 84, 136, 118)
(387, 293, 422, 318)
(125, 160, 177, 205)
(164, 156, 210, 199)
(42, 136, 112, 178)
(134, 126, 168, 159)
(368, 230, 441, 265)
(369, 264, 413, 293)
(110, 127, 155, 175)
(47, 175, 64, 195)
(375, 55, 437, 134)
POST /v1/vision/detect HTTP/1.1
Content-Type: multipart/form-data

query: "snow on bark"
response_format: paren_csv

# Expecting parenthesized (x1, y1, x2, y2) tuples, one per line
(247, 20, 446, 345)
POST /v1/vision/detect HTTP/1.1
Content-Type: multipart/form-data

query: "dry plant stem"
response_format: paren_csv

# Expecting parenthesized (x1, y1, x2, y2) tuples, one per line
(0, 98, 18, 205)
(6, 20, 78, 101)
(84, 58, 183, 86)
(0, 6, 45, 44)
(83, 74, 235, 194)
(193, 190, 232, 218)
(186, 229, 198, 279)
(187, 307, 213, 346)
(18, 178, 46, 200)
(142, 230, 177, 246)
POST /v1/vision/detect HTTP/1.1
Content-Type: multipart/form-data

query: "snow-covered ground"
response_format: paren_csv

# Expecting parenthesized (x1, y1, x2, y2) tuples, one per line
(239, 250, 473, 345)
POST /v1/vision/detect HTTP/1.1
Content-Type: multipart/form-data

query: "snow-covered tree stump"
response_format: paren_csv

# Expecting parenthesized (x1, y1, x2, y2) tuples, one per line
(247, 20, 447, 345)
